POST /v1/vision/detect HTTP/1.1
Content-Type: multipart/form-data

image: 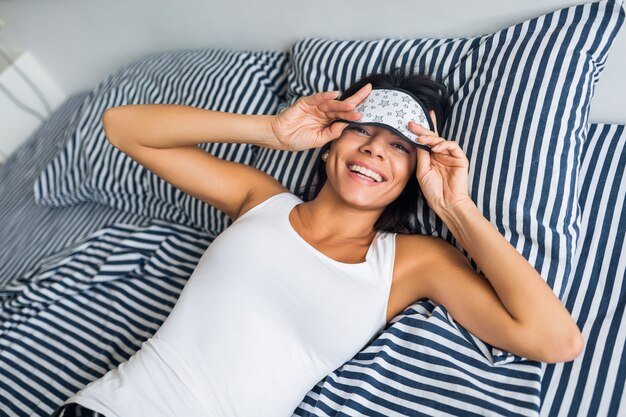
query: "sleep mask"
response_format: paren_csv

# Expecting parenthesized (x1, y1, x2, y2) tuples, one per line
(336, 87, 435, 153)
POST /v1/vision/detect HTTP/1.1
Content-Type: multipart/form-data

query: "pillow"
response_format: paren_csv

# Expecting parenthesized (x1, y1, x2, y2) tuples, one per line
(34, 48, 289, 237)
(253, 0, 625, 365)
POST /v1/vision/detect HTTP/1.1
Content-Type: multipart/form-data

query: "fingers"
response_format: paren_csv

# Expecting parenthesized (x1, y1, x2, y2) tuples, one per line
(325, 121, 350, 140)
(301, 91, 339, 107)
(410, 122, 448, 154)
(417, 135, 467, 162)
(415, 145, 431, 178)
(305, 83, 372, 110)
(324, 111, 363, 121)
(301, 89, 363, 122)
(409, 121, 462, 156)
(304, 83, 373, 122)
(416, 135, 445, 148)
(318, 99, 363, 121)
(342, 83, 372, 107)
(413, 128, 445, 156)
(317, 98, 355, 112)
(306, 84, 369, 108)
(431, 141, 466, 159)
(408, 121, 437, 137)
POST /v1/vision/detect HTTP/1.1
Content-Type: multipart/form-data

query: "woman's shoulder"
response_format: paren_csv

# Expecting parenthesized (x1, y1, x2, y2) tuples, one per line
(393, 234, 460, 281)
(387, 234, 464, 319)
(235, 185, 294, 221)
(395, 232, 442, 250)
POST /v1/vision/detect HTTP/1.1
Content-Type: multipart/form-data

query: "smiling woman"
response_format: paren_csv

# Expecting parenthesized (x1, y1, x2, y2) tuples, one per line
(306, 69, 449, 235)
(52, 67, 583, 417)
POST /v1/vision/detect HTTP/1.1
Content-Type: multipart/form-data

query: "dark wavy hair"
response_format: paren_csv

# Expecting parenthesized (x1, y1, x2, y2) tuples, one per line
(303, 68, 451, 234)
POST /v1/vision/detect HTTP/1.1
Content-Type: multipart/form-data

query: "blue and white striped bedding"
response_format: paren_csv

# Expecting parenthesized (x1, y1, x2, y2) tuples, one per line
(33, 48, 289, 239)
(540, 123, 626, 417)
(254, 0, 625, 369)
(0, 93, 151, 288)
(2, 0, 625, 414)
(0, 93, 625, 416)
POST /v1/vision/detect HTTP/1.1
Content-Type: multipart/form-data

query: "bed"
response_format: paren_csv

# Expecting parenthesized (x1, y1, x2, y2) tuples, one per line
(1, 1, 625, 416)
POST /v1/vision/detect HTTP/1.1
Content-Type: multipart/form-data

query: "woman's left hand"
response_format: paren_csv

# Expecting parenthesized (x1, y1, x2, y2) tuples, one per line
(409, 122, 472, 215)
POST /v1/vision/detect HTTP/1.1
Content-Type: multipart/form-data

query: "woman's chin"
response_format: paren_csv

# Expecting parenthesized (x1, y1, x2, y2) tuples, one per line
(338, 185, 395, 209)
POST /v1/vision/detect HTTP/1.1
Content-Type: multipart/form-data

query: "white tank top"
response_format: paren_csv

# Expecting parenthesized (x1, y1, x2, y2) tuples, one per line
(68, 192, 397, 417)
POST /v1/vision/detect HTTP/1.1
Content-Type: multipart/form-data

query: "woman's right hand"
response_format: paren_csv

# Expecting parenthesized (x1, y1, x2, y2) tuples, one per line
(269, 83, 372, 151)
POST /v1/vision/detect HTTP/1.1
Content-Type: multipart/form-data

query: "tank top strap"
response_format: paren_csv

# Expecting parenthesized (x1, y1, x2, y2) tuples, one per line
(368, 230, 397, 331)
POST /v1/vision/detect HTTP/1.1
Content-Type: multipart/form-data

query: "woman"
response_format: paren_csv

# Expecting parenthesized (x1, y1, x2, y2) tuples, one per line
(52, 70, 583, 417)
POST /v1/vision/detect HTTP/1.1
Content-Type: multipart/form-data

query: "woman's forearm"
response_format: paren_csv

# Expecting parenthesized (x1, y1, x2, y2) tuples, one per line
(439, 201, 584, 359)
(102, 104, 279, 150)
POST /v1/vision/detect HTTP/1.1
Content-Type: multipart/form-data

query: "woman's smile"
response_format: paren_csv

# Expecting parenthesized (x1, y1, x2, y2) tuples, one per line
(346, 166, 385, 186)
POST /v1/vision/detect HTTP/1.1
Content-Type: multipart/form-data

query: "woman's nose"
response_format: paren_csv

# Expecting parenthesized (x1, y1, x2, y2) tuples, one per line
(360, 137, 386, 159)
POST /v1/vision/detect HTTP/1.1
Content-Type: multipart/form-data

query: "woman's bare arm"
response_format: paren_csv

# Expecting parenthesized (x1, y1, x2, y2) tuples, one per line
(101, 88, 369, 221)
(405, 123, 583, 363)
(103, 105, 288, 221)
(423, 201, 584, 363)
(103, 105, 279, 150)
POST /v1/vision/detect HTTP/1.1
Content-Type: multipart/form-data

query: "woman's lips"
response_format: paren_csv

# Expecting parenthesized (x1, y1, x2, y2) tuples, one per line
(346, 161, 386, 181)
(346, 165, 383, 186)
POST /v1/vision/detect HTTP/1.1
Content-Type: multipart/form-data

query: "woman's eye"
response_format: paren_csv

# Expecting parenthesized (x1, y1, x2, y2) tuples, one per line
(348, 126, 369, 135)
(393, 143, 409, 153)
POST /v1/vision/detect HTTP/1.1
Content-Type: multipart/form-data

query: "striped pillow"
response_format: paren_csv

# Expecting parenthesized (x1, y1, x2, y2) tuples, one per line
(34, 48, 289, 237)
(253, 0, 625, 364)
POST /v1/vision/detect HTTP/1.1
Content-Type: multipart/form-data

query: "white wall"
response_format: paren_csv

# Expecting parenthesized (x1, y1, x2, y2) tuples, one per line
(0, 0, 624, 124)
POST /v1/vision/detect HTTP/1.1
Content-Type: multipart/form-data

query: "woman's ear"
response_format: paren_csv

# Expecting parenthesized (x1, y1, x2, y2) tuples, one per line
(429, 110, 438, 136)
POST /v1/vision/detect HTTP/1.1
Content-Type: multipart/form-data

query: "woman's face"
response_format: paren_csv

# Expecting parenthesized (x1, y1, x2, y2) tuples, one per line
(324, 124, 418, 209)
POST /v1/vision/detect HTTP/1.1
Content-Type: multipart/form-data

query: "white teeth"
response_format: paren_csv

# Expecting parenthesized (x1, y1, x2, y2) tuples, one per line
(348, 164, 383, 183)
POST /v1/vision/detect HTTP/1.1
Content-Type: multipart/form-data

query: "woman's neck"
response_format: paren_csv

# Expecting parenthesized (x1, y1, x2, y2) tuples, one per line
(295, 188, 383, 244)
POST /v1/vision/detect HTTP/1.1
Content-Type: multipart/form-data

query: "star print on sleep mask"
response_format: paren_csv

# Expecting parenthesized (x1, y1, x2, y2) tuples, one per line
(336, 87, 435, 153)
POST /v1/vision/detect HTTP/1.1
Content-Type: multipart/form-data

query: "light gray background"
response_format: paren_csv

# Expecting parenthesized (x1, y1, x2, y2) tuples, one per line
(0, 0, 624, 123)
